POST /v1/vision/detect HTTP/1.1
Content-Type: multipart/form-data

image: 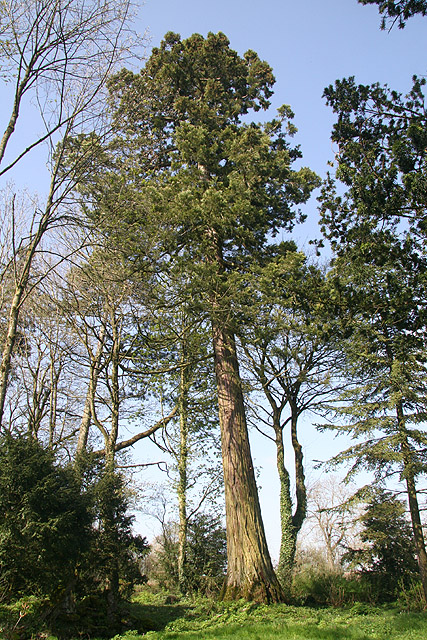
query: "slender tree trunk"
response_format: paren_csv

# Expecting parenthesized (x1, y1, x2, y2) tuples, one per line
(290, 401, 307, 535)
(397, 401, 427, 602)
(49, 364, 59, 449)
(253, 365, 306, 588)
(274, 404, 306, 587)
(0, 67, 30, 166)
(0, 155, 60, 428)
(274, 415, 295, 588)
(212, 319, 284, 602)
(0, 281, 28, 426)
(76, 322, 107, 456)
(177, 341, 189, 593)
(106, 313, 120, 470)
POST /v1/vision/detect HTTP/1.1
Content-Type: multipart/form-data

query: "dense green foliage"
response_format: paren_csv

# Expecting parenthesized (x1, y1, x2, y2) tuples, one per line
(0, 437, 149, 638)
(358, 0, 427, 28)
(0, 435, 90, 601)
(148, 513, 226, 595)
(344, 488, 419, 600)
(96, 31, 320, 302)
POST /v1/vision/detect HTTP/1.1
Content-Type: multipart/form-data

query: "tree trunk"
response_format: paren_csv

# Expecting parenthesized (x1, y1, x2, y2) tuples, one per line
(0, 159, 59, 428)
(212, 319, 284, 603)
(290, 401, 307, 535)
(274, 417, 295, 588)
(106, 312, 121, 470)
(76, 324, 107, 456)
(177, 342, 189, 593)
(397, 401, 427, 603)
(0, 281, 28, 426)
(274, 404, 306, 587)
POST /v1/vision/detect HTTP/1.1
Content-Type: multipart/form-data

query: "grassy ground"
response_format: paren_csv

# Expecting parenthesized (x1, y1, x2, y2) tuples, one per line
(109, 590, 427, 640)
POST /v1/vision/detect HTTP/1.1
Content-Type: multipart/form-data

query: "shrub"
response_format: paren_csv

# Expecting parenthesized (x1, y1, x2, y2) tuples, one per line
(291, 548, 374, 606)
(147, 513, 226, 595)
(0, 434, 91, 602)
(0, 438, 150, 638)
(397, 579, 426, 612)
(343, 487, 419, 602)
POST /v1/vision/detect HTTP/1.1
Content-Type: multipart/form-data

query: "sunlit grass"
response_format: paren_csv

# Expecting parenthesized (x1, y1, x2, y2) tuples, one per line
(112, 591, 427, 640)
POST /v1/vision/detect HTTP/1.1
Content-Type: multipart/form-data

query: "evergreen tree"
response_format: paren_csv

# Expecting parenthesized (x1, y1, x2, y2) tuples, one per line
(89, 31, 319, 601)
(358, 0, 427, 28)
(0, 434, 90, 601)
(344, 488, 419, 600)
(319, 76, 427, 601)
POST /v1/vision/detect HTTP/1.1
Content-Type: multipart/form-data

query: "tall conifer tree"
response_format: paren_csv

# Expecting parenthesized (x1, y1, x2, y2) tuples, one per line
(95, 32, 318, 601)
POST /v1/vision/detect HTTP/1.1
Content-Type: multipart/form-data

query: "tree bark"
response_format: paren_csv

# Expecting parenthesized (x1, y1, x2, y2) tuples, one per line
(212, 319, 284, 602)
(274, 416, 295, 588)
(177, 347, 189, 592)
(290, 400, 307, 535)
(397, 401, 427, 603)
(0, 273, 31, 427)
(76, 323, 107, 456)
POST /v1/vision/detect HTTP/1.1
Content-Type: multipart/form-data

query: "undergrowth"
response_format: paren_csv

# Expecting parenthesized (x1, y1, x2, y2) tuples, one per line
(109, 589, 427, 640)
(3, 589, 427, 639)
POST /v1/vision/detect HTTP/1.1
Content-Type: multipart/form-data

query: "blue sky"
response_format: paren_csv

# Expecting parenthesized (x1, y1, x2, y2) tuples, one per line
(132, 0, 427, 558)
(137, 0, 427, 249)
(1, 0, 426, 560)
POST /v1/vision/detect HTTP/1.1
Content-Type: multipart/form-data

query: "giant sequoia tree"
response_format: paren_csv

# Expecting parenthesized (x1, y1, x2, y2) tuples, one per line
(237, 251, 344, 584)
(93, 32, 318, 601)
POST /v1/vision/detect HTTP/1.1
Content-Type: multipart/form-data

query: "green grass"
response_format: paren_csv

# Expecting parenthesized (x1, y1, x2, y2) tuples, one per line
(109, 590, 427, 640)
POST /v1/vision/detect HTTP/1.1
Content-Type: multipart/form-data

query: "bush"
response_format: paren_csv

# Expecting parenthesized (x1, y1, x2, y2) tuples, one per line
(343, 488, 419, 602)
(397, 580, 426, 612)
(147, 513, 226, 595)
(0, 595, 47, 640)
(291, 548, 374, 606)
(0, 437, 150, 638)
(0, 434, 91, 602)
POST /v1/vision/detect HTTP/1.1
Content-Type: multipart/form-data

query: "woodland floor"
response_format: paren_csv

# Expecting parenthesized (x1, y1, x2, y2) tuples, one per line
(106, 589, 427, 640)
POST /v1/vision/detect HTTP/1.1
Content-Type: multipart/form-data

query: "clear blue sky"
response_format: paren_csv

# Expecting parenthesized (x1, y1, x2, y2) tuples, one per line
(133, 0, 427, 559)
(137, 0, 427, 247)
(1, 0, 426, 560)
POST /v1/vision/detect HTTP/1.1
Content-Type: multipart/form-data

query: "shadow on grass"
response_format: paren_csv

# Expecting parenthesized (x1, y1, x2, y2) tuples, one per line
(138, 623, 369, 640)
(128, 599, 193, 633)
(136, 610, 427, 640)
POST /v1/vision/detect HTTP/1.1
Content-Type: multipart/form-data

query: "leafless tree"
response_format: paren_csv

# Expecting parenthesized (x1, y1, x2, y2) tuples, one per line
(299, 476, 362, 571)
(0, 0, 142, 427)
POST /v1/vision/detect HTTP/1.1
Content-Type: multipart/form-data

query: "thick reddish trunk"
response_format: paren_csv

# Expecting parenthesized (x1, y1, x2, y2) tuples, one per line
(212, 319, 284, 602)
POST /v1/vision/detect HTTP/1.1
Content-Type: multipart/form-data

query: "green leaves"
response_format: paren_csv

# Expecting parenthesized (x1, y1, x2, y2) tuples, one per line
(321, 76, 427, 248)
(358, 0, 427, 29)
(0, 435, 91, 600)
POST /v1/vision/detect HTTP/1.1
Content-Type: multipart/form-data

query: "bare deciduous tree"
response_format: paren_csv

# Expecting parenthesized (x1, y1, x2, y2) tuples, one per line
(0, 0, 141, 427)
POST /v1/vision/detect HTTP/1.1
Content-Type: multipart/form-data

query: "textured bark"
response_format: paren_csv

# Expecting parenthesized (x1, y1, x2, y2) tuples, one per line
(106, 312, 121, 469)
(212, 320, 284, 602)
(290, 400, 307, 535)
(274, 403, 306, 587)
(275, 418, 295, 587)
(0, 272, 31, 426)
(177, 353, 189, 592)
(76, 324, 107, 456)
(397, 401, 427, 603)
